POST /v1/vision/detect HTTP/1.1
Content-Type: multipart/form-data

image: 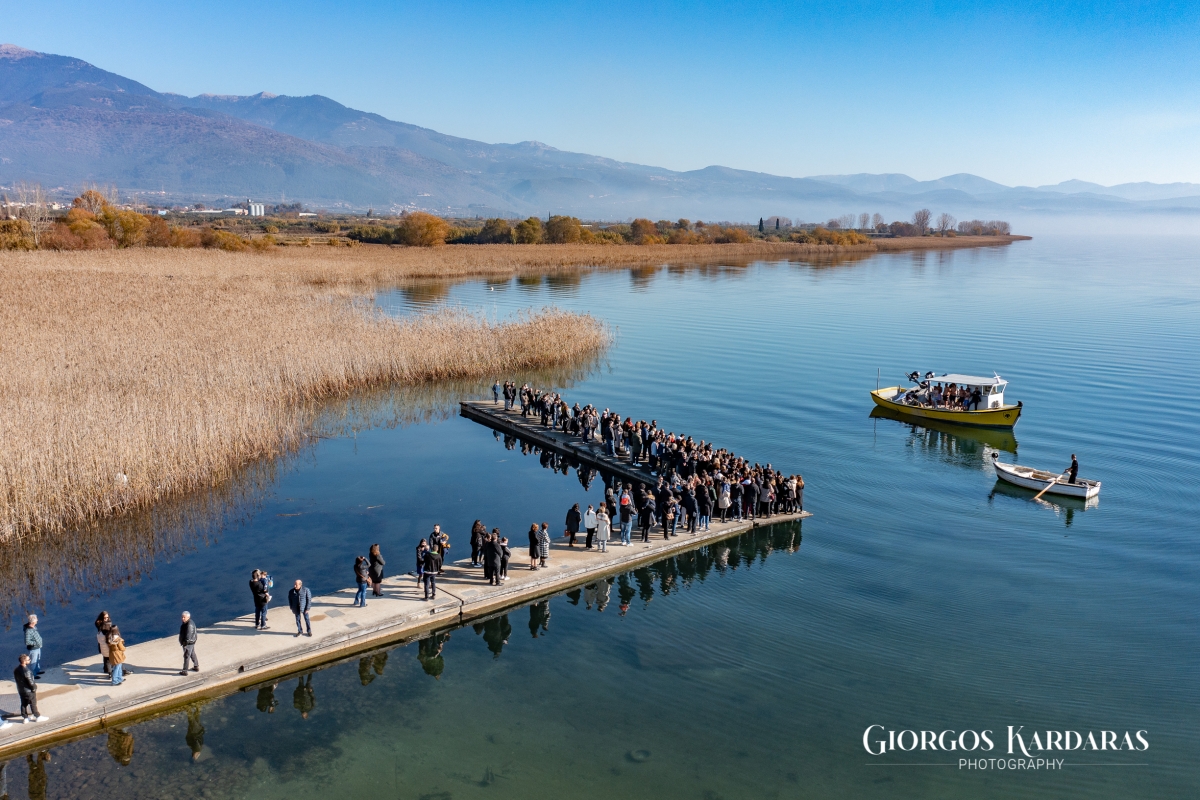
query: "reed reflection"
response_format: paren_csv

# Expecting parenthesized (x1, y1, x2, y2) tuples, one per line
(0, 360, 601, 636)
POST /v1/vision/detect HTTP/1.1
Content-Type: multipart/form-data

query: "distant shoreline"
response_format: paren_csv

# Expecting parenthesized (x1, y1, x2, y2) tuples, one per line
(874, 234, 1031, 250)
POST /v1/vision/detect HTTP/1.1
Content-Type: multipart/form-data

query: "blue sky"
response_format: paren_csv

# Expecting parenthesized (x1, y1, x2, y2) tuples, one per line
(5, 1, 1199, 185)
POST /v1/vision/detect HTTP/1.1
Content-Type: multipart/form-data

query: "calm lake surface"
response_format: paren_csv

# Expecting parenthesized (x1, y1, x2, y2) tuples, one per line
(3, 235, 1198, 799)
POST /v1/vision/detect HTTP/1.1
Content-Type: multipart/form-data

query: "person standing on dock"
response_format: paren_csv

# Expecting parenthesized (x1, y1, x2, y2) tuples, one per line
(584, 505, 597, 549)
(107, 624, 127, 686)
(470, 520, 486, 566)
(422, 546, 442, 599)
(353, 555, 370, 607)
(638, 493, 656, 542)
(537, 523, 551, 567)
(95, 611, 112, 677)
(250, 570, 270, 631)
(289, 579, 313, 637)
(14, 653, 46, 722)
(23, 614, 43, 680)
(527, 523, 541, 570)
(492, 380, 501, 403)
(369, 543, 386, 597)
(178, 611, 199, 676)
(595, 508, 611, 552)
(483, 532, 502, 585)
(415, 539, 428, 585)
(498, 531, 511, 580)
(619, 487, 634, 545)
(565, 504, 582, 547)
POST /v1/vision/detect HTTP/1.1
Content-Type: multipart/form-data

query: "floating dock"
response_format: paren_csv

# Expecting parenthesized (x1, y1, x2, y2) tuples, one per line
(0, 400, 808, 756)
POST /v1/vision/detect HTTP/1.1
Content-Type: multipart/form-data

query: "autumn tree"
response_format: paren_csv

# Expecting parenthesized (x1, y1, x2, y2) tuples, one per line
(629, 218, 662, 245)
(859, 212, 870, 230)
(911, 208, 932, 234)
(544, 215, 582, 244)
(513, 217, 543, 244)
(936, 213, 956, 234)
(394, 212, 451, 246)
(476, 218, 514, 244)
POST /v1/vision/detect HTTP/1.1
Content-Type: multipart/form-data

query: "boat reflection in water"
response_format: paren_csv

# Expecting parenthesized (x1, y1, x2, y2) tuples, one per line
(869, 405, 1018, 471)
(988, 479, 1098, 526)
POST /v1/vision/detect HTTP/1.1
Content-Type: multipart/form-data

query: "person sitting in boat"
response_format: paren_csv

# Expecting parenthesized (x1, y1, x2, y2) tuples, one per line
(903, 389, 919, 405)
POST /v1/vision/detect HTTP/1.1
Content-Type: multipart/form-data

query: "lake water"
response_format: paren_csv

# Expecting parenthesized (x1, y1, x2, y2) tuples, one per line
(3, 235, 1198, 799)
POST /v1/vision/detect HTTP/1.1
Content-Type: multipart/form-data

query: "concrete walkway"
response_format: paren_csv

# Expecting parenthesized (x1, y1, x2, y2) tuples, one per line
(0, 508, 808, 757)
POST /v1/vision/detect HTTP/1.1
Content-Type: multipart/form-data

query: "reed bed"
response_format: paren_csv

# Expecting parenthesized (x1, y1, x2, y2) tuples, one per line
(0, 249, 609, 540)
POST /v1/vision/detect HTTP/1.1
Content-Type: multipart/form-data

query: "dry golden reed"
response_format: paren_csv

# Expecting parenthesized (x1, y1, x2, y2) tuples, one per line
(0, 248, 610, 539)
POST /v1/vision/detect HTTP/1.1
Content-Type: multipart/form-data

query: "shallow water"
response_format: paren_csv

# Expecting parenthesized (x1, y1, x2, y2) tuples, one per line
(3, 235, 1198, 798)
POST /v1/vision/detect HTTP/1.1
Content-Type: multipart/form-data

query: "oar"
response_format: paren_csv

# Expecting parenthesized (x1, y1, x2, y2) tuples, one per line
(1031, 471, 1069, 502)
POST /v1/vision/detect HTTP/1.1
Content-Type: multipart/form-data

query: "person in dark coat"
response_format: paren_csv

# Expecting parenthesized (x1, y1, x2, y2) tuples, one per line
(470, 520, 486, 566)
(498, 532, 511, 580)
(527, 524, 540, 570)
(250, 570, 270, 630)
(422, 546, 442, 600)
(368, 544, 386, 596)
(178, 611, 199, 675)
(1066, 454, 1079, 484)
(638, 494, 656, 542)
(681, 488, 698, 534)
(483, 533, 503, 586)
(565, 504, 582, 547)
(288, 579, 313, 637)
(14, 654, 43, 722)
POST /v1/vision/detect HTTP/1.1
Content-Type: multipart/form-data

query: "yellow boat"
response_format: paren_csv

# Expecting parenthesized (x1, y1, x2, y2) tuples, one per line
(870, 372, 1022, 429)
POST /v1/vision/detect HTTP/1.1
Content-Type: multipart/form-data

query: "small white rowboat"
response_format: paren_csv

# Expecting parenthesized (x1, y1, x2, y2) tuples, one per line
(992, 456, 1101, 499)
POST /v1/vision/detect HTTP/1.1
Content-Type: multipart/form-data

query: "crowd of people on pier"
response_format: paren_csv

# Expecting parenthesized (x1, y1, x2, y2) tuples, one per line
(495, 380, 804, 528)
(6, 384, 801, 749)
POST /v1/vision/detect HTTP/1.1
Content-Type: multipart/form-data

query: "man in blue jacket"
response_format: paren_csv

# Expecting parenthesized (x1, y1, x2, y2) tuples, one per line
(289, 579, 313, 637)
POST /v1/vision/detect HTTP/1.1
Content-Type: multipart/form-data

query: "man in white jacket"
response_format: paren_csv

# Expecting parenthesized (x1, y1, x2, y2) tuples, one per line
(583, 505, 598, 549)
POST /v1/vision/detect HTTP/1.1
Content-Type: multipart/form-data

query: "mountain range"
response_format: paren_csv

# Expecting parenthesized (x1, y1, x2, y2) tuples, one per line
(2, 43, 1198, 221)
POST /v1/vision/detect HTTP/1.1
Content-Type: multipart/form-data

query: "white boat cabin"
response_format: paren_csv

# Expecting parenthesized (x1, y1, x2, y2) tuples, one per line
(901, 372, 1009, 408)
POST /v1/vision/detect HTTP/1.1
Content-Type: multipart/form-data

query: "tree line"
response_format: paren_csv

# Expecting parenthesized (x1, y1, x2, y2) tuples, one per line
(347, 214, 870, 247)
(817, 209, 1011, 237)
(1, 188, 276, 251)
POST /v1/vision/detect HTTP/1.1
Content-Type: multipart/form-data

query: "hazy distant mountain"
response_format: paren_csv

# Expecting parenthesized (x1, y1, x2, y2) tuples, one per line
(1034, 179, 1200, 202)
(1, 43, 1197, 220)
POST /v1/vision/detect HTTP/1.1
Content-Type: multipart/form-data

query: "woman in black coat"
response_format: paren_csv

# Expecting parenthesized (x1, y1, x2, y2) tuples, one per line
(528, 524, 540, 570)
(368, 543, 386, 597)
(470, 520, 486, 566)
(484, 534, 503, 586)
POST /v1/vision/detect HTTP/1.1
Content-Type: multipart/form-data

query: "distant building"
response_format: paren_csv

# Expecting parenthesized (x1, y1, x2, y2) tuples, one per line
(248, 202, 265, 217)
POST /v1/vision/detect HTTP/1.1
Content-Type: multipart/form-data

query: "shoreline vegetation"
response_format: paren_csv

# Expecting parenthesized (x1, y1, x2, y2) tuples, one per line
(0, 194, 1026, 541)
(0, 188, 1025, 253)
(0, 249, 609, 541)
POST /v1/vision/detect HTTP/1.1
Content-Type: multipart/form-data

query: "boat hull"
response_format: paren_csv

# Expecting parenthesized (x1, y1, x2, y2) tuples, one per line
(993, 460, 1101, 499)
(870, 387, 1022, 429)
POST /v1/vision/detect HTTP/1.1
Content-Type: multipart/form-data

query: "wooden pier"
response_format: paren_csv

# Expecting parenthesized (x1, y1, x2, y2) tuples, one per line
(0, 401, 809, 757)
(459, 400, 660, 487)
